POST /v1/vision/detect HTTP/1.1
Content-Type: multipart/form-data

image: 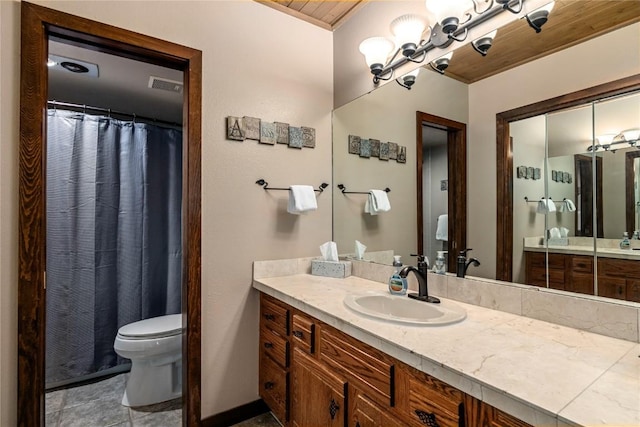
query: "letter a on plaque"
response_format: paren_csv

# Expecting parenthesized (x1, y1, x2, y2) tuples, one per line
(227, 116, 245, 141)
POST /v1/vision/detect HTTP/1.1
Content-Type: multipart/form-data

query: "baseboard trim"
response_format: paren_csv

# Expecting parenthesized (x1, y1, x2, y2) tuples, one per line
(202, 399, 270, 427)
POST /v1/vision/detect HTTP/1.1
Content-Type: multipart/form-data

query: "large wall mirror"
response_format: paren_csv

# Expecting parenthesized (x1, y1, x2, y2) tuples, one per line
(499, 82, 640, 302)
(332, 69, 468, 268)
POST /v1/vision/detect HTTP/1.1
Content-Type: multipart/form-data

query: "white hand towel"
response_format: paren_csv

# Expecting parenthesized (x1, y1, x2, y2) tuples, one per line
(436, 214, 448, 241)
(563, 199, 576, 212)
(549, 227, 561, 239)
(364, 190, 391, 215)
(536, 199, 549, 214)
(546, 198, 556, 213)
(287, 185, 317, 214)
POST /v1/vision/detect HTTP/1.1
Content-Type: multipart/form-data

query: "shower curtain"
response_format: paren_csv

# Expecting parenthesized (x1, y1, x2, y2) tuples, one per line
(45, 109, 183, 386)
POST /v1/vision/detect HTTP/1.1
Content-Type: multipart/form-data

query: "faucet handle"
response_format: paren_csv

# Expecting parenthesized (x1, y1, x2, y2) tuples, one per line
(459, 248, 473, 256)
(410, 254, 429, 267)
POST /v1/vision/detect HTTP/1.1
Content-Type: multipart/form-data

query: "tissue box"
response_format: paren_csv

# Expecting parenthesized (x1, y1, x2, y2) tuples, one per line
(311, 259, 352, 278)
(547, 237, 569, 246)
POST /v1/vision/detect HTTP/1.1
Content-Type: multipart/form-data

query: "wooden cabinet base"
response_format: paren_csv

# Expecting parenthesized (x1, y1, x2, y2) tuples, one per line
(259, 292, 532, 427)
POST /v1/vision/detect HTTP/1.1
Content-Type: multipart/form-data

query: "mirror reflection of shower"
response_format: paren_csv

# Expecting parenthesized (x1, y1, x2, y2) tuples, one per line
(45, 38, 184, 426)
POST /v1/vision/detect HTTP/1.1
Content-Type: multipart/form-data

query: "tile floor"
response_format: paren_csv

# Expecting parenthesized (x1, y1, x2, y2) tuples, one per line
(46, 373, 181, 427)
(46, 372, 281, 427)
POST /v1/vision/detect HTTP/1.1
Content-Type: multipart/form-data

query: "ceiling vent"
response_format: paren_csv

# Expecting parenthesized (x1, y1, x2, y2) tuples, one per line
(148, 76, 183, 94)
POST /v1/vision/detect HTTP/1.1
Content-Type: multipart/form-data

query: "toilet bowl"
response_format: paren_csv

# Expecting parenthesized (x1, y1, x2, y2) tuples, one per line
(113, 314, 182, 407)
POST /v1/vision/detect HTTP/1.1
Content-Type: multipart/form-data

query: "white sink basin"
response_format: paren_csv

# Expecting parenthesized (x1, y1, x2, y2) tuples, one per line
(343, 293, 466, 326)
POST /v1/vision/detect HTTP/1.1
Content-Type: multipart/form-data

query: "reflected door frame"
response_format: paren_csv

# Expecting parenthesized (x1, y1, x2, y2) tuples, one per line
(18, 3, 202, 426)
(625, 151, 640, 234)
(416, 112, 467, 273)
(495, 74, 640, 281)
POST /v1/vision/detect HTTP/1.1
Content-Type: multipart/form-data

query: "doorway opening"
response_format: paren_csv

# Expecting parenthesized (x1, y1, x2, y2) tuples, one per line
(19, 3, 201, 426)
(416, 112, 467, 272)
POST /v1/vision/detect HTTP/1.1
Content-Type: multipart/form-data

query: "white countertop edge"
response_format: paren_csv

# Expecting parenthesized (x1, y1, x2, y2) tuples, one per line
(253, 279, 564, 426)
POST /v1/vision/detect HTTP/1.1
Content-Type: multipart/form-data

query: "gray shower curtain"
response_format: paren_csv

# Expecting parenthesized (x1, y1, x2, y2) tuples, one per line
(45, 109, 183, 386)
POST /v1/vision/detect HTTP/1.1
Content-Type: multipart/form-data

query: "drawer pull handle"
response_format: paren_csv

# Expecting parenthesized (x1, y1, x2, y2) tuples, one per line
(264, 381, 275, 390)
(415, 410, 439, 427)
(329, 398, 340, 420)
(355, 423, 360, 427)
(293, 330, 304, 339)
(264, 314, 275, 321)
(263, 342, 273, 349)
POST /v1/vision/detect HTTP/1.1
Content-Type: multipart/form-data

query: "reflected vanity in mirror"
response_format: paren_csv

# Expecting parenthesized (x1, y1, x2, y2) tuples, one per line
(507, 90, 640, 302)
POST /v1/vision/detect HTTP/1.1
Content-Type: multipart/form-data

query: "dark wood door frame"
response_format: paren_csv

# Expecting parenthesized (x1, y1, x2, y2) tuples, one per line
(574, 154, 603, 237)
(496, 74, 640, 281)
(416, 111, 467, 272)
(19, 3, 202, 426)
(626, 151, 640, 235)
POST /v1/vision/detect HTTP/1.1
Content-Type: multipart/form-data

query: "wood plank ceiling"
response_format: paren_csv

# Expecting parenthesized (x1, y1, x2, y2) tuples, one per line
(256, 0, 640, 84)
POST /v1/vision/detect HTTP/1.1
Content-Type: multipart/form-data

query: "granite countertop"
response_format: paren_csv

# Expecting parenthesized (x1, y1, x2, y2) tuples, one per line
(253, 274, 640, 427)
(524, 244, 640, 260)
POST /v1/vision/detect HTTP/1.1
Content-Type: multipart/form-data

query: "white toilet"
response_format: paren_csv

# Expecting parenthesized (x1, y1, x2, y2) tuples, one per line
(113, 314, 183, 407)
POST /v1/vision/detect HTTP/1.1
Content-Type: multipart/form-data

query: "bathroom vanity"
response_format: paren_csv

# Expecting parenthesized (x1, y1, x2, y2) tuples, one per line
(253, 259, 639, 427)
(524, 241, 640, 302)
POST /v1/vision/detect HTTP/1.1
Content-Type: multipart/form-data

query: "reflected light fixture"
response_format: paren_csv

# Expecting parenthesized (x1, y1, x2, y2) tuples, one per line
(397, 67, 421, 90)
(620, 128, 640, 143)
(526, 1, 555, 33)
(429, 52, 453, 74)
(471, 29, 498, 56)
(47, 58, 57, 67)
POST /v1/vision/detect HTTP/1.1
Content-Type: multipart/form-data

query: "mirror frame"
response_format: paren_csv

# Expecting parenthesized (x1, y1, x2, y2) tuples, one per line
(496, 74, 640, 281)
(18, 3, 202, 425)
(625, 151, 640, 234)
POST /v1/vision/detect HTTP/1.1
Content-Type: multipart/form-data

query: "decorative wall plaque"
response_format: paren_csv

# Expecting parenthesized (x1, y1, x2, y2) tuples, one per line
(242, 116, 260, 140)
(227, 116, 244, 141)
(259, 121, 276, 145)
(289, 127, 303, 148)
(388, 142, 398, 160)
(397, 146, 407, 163)
(359, 139, 371, 158)
(301, 127, 316, 148)
(370, 139, 380, 157)
(379, 142, 389, 160)
(275, 122, 289, 144)
(348, 135, 361, 154)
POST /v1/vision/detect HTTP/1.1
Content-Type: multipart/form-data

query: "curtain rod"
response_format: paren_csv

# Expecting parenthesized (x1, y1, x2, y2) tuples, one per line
(47, 100, 182, 128)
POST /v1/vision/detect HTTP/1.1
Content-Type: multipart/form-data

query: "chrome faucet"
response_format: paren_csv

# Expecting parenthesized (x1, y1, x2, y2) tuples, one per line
(456, 248, 480, 278)
(399, 254, 440, 304)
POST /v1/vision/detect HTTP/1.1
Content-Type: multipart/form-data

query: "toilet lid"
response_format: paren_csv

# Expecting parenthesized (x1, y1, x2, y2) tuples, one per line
(118, 314, 182, 339)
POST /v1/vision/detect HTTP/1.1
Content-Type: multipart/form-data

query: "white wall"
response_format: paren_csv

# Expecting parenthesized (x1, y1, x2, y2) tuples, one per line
(0, 1, 332, 424)
(332, 69, 468, 263)
(468, 23, 640, 279)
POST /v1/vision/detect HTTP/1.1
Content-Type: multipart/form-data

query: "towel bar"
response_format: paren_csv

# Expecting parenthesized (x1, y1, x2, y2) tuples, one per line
(337, 184, 391, 195)
(524, 196, 565, 203)
(256, 179, 328, 192)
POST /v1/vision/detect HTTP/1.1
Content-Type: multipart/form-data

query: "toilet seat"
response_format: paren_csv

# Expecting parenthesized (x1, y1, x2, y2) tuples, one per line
(117, 314, 182, 340)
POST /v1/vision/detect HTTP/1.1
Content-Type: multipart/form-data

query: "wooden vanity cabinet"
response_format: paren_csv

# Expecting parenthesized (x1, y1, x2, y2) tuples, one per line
(525, 251, 640, 302)
(259, 293, 533, 427)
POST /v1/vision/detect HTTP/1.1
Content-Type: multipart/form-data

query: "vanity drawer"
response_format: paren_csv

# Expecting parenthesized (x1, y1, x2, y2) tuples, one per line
(319, 327, 394, 407)
(261, 294, 289, 337)
(404, 367, 464, 427)
(260, 324, 289, 368)
(626, 280, 640, 303)
(260, 351, 289, 423)
(547, 253, 566, 270)
(526, 266, 564, 287)
(566, 272, 594, 295)
(598, 258, 640, 279)
(571, 255, 593, 273)
(291, 313, 315, 354)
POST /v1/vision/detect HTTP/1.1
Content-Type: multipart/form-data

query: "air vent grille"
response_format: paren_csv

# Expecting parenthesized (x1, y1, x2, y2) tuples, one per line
(148, 76, 183, 94)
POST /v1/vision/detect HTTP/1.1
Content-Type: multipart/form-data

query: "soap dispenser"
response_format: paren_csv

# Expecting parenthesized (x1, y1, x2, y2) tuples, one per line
(388, 255, 408, 295)
(434, 251, 447, 274)
(620, 232, 631, 249)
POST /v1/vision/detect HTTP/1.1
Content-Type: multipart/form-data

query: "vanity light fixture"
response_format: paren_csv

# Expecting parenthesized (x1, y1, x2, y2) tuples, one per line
(471, 29, 498, 56)
(588, 131, 640, 152)
(358, 37, 396, 81)
(429, 52, 453, 74)
(47, 58, 57, 67)
(525, 1, 555, 33)
(390, 14, 429, 58)
(495, 0, 524, 14)
(396, 68, 421, 90)
(620, 128, 640, 143)
(359, 0, 552, 87)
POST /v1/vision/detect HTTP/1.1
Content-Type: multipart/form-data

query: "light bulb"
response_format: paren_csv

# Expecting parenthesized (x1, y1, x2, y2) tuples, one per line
(390, 14, 428, 57)
(358, 37, 395, 75)
(596, 134, 616, 145)
(622, 128, 640, 142)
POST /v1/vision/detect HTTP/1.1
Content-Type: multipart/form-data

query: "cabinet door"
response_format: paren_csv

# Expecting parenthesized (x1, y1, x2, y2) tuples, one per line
(351, 391, 404, 427)
(598, 277, 626, 300)
(292, 348, 347, 427)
